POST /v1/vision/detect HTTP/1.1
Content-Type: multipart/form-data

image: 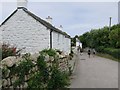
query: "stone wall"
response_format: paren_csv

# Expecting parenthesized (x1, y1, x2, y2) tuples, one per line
(1, 52, 71, 88)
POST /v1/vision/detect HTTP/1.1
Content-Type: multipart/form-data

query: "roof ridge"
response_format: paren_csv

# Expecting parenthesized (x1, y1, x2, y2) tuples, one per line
(0, 7, 71, 38)
(22, 8, 70, 38)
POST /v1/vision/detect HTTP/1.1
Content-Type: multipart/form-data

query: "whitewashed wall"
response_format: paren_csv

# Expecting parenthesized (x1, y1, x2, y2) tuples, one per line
(1, 9, 50, 54)
(52, 31, 71, 54)
(66, 37, 71, 54)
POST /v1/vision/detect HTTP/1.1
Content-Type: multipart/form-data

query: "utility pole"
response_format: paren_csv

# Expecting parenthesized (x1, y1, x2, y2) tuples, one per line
(109, 17, 112, 31)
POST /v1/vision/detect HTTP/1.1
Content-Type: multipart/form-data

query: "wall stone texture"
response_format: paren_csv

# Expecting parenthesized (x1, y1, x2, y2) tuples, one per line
(1, 52, 73, 88)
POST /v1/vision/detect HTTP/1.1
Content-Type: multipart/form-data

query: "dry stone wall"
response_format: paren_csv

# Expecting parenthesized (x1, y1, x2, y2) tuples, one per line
(1, 52, 71, 88)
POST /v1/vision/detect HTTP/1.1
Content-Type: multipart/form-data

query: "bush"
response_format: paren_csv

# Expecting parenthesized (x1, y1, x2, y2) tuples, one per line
(96, 46, 120, 60)
(2, 43, 21, 59)
(103, 48, 120, 60)
(47, 67, 70, 89)
(40, 49, 56, 57)
(10, 54, 34, 87)
(96, 46, 105, 53)
(28, 49, 70, 89)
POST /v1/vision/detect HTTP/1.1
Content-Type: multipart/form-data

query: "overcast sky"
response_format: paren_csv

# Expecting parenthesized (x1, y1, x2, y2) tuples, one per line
(0, 1, 119, 37)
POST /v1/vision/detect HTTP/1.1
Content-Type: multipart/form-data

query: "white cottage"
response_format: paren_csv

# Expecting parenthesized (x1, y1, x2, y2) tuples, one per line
(76, 38, 82, 49)
(0, 1, 71, 54)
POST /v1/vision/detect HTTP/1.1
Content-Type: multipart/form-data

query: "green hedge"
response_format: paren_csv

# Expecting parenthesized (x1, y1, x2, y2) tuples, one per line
(103, 48, 120, 60)
(96, 47, 120, 60)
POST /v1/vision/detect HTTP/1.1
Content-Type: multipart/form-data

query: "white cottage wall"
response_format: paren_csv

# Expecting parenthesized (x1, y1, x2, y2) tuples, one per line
(52, 31, 71, 54)
(1, 9, 50, 54)
(64, 37, 71, 54)
(52, 31, 59, 50)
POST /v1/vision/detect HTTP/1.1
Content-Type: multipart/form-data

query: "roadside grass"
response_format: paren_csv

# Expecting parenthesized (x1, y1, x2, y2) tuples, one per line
(96, 53, 119, 62)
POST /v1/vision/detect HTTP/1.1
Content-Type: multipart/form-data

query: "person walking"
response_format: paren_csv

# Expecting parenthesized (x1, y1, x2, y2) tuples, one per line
(88, 49, 91, 58)
(80, 48, 83, 55)
(77, 45, 80, 52)
(93, 49, 96, 57)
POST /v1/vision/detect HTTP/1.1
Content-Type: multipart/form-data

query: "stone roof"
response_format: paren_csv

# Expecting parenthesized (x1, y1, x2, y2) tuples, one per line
(1, 7, 71, 38)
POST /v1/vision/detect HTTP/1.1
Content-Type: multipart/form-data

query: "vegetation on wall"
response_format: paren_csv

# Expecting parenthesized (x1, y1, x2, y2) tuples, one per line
(28, 49, 70, 89)
(2, 49, 70, 89)
(2, 43, 22, 59)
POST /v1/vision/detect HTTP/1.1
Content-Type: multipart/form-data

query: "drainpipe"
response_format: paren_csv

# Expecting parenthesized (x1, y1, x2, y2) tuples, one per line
(50, 29, 53, 49)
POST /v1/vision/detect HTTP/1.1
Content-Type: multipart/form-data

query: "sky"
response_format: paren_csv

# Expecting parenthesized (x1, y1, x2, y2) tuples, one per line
(0, 0, 119, 37)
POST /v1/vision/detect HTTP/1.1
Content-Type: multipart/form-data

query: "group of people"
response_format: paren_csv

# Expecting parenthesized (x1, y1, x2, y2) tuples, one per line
(77, 46, 96, 58)
(88, 49, 96, 58)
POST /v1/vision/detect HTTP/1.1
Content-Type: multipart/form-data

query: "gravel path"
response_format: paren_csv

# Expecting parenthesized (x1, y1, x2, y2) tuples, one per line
(69, 52, 118, 88)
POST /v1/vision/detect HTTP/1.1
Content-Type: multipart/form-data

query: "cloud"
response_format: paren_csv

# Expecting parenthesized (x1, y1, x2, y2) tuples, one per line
(0, 2, 118, 37)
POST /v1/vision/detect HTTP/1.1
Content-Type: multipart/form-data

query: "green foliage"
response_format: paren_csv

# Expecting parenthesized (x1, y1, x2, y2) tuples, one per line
(4, 49, 70, 88)
(28, 71, 46, 89)
(103, 48, 120, 60)
(79, 24, 120, 60)
(2, 67, 9, 78)
(12, 54, 34, 87)
(37, 55, 49, 83)
(40, 49, 56, 57)
(28, 49, 70, 89)
(28, 54, 49, 89)
(79, 24, 120, 49)
(96, 46, 105, 53)
(48, 67, 70, 89)
(109, 28, 120, 48)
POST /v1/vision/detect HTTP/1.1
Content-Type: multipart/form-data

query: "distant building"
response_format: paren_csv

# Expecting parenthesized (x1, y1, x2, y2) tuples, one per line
(0, 0, 71, 54)
(76, 38, 82, 49)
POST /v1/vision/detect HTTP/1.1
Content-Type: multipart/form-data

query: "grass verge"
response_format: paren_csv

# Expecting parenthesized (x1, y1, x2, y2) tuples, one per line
(96, 53, 119, 62)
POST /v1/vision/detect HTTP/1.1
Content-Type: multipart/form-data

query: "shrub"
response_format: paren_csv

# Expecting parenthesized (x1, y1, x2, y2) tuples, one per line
(40, 49, 56, 57)
(28, 71, 46, 89)
(95, 46, 105, 52)
(96, 47, 120, 60)
(2, 43, 22, 59)
(103, 48, 120, 60)
(11, 54, 34, 87)
(47, 67, 70, 89)
(28, 49, 70, 89)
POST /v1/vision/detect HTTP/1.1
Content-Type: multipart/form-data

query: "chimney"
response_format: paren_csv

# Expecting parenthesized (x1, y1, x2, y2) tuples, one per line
(17, 0, 28, 8)
(46, 16, 52, 24)
(59, 25, 63, 30)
